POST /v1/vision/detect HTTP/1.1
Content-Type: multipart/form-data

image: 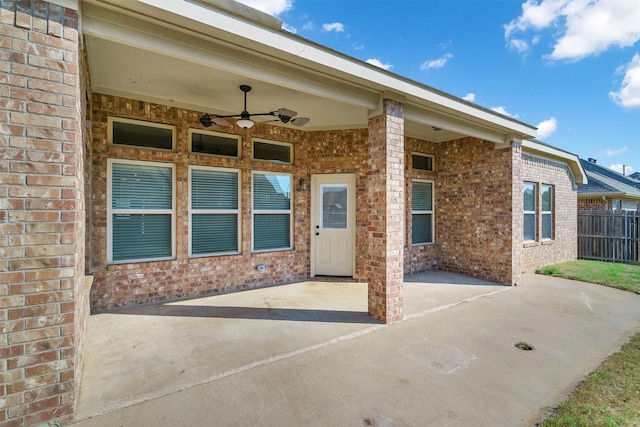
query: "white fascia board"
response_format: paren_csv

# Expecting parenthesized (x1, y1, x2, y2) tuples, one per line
(523, 140, 587, 185)
(89, 0, 536, 138)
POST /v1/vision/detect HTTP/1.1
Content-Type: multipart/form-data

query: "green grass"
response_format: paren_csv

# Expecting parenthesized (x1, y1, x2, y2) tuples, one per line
(536, 260, 640, 427)
(536, 260, 640, 294)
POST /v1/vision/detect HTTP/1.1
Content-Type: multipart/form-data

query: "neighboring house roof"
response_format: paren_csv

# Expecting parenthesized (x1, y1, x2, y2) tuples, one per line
(630, 172, 640, 181)
(522, 140, 587, 185)
(578, 159, 640, 199)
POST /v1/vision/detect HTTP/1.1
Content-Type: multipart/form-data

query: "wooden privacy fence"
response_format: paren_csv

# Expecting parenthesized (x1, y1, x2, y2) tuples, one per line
(578, 210, 640, 263)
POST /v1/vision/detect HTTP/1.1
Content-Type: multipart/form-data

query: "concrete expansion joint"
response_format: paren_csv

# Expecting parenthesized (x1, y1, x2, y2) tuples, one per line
(403, 286, 513, 321)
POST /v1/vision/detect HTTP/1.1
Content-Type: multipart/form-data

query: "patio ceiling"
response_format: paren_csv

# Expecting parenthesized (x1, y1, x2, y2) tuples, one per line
(82, 0, 537, 144)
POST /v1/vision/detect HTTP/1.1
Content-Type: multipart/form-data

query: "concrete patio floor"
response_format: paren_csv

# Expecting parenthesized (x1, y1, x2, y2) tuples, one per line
(71, 272, 640, 426)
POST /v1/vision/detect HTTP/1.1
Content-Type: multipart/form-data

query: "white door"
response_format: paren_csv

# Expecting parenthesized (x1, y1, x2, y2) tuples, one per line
(311, 174, 355, 277)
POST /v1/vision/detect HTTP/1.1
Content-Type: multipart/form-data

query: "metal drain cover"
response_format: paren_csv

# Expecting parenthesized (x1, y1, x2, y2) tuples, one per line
(514, 341, 534, 351)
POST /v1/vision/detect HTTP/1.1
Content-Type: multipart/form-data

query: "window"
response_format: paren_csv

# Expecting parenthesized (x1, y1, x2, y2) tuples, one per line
(108, 117, 175, 150)
(108, 160, 175, 263)
(523, 182, 536, 242)
(189, 167, 240, 256)
(190, 130, 239, 157)
(411, 180, 434, 245)
(412, 153, 434, 172)
(541, 184, 553, 240)
(253, 139, 292, 164)
(253, 172, 292, 251)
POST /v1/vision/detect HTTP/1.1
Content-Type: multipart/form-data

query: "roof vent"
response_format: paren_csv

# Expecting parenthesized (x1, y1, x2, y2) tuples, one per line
(588, 158, 597, 164)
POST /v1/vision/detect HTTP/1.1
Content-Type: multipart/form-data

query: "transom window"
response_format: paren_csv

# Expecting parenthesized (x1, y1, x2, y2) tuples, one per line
(412, 153, 434, 172)
(190, 130, 240, 157)
(108, 159, 175, 263)
(252, 172, 292, 251)
(108, 117, 175, 151)
(253, 139, 292, 164)
(411, 179, 434, 245)
(189, 167, 241, 257)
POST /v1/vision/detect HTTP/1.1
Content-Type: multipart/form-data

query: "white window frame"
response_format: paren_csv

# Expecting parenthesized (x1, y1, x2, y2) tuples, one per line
(189, 129, 241, 158)
(411, 179, 435, 246)
(524, 182, 537, 242)
(107, 159, 176, 264)
(411, 152, 435, 172)
(188, 166, 241, 257)
(252, 138, 293, 164)
(541, 184, 553, 240)
(252, 171, 293, 252)
(108, 117, 176, 151)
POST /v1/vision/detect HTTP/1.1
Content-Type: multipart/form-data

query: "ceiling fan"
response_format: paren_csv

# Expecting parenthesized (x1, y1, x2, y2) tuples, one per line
(199, 85, 310, 129)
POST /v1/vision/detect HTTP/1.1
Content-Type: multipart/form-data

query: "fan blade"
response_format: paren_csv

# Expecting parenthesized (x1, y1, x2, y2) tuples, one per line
(212, 117, 230, 126)
(291, 117, 310, 126)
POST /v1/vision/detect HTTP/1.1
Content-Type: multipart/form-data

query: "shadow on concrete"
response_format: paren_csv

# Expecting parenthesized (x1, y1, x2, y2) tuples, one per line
(111, 304, 379, 324)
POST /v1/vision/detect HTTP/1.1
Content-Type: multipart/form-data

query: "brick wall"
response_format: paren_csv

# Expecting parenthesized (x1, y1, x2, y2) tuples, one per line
(0, 1, 87, 426)
(522, 153, 578, 271)
(366, 98, 404, 323)
(436, 138, 517, 285)
(89, 93, 528, 311)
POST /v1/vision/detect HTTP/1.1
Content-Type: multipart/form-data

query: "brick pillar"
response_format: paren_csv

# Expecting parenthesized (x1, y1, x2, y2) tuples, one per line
(367, 97, 404, 323)
(510, 139, 523, 285)
(0, 1, 87, 426)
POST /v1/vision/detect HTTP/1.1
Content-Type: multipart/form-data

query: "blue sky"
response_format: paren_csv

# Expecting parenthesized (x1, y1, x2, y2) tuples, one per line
(238, 0, 640, 175)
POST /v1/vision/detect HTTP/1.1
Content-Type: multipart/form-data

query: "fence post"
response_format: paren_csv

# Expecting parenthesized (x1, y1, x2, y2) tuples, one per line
(625, 209, 629, 264)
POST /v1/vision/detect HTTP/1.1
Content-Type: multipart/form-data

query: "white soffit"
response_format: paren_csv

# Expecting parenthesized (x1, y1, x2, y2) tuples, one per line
(83, 0, 537, 141)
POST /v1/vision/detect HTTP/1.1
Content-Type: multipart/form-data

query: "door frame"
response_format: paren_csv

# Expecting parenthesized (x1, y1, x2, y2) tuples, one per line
(310, 173, 356, 277)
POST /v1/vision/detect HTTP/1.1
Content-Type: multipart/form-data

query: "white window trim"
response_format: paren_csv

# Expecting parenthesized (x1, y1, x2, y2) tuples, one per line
(188, 166, 241, 257)
(524, 182, 537, 243)
(189, 129, 241, 158)
(108, 117, 176, 152)
(252, 138, 293, 164)
(252, 171, 293, 252)
(411, 178, 435, 246)
(411, 152, 435, 172)
(541, 184, 553, 241)
(107, 159, 176, 264)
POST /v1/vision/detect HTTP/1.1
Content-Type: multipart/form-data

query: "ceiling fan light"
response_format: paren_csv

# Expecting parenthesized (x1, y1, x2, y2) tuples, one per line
(237, 118, 255, 129)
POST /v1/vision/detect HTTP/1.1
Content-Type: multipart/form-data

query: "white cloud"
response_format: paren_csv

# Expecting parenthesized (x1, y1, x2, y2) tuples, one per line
(463, 93, 476, 102)
(536, 117, 557, 139)
(609, 164, 635, 175)
(322, 22, 345, 33)
(353, 42, 365, 51)
(491, 106, 515, 117)
(282, 23, 296, 33)
(610, 53, 640, 108)
(235, 0, 293, 16)
(605, 146, 628, 156)
(420, 53, 453, 70)
(505, 0, 640, 61)
(302, 21, 314, 31)
(366, 58, 393, 70)
(508, 38, 530, 53)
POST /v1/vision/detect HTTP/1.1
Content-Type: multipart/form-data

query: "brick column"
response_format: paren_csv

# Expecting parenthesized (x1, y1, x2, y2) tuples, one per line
(367, 97, 404, 323)
(0, 1, 87, 426)
(510, 139, 523, 285)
